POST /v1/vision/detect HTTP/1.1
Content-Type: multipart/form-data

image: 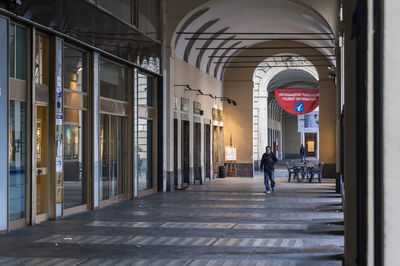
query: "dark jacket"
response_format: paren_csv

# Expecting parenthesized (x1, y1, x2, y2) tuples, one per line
(260, 152, 278, 171)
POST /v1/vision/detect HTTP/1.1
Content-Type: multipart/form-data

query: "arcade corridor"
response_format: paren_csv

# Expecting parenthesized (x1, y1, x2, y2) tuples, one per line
(2, 0, 400, 264)
(0, 177, 343, 265)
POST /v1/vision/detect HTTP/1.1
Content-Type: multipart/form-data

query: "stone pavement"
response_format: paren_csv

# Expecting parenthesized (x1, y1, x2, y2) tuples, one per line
(0, 177, 344, 266)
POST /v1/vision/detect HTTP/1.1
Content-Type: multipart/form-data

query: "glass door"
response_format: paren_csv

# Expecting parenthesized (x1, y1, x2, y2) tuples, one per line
(100, 114, 128, 201)
(9, 22, 28, 224)
(63, 44, 89, 210)
(35, 105, 49, 219)
(135, 71, 156, 193)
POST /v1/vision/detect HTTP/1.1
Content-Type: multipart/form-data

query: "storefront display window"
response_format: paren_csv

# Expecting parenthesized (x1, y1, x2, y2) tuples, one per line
(9, 101, 26, 221)
(99, 58, 129, 200)
(138, 73, 154, 107)
(63, 109, 88, 209)
(64, 45, 87, 92)
(63, 45, 89, 209)
(135, 71, 155, 192)
(100, 115, 128, 200)
(34, 34, 49, 86)
(99, 60, 129, 101)
(9, 23, 26, 80)
(138, 119, 153, 191)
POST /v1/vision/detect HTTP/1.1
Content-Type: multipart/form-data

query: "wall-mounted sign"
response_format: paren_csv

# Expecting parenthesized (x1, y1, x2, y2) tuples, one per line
(56, 114, 63, 125)
(56, 77, 62, 91)
(193, 101, 201, 115)
(56, 125, 63, 140)
(56, 92, 63, 113)
(181, 97, 189, 112)
(275, 89, 319, 115)
(36, 120, 42, 160)
(307, 141, 315, 152)
(56, 157, 63, 172)
(212, 108, 222, 121)
(57, 140, 63, 157)
(174, 96, 179, 110)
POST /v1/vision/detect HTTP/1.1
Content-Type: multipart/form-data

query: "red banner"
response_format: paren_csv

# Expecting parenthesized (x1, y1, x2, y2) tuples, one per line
(275, 89, 319, 115)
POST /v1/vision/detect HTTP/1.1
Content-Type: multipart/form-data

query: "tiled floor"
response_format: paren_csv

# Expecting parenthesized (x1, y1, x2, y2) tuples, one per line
(0, 177, 344, 265)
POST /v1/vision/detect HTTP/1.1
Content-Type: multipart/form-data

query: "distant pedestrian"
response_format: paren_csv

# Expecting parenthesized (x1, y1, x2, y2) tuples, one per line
(260, 146, 278, 194)
(300, 145, 306, 162)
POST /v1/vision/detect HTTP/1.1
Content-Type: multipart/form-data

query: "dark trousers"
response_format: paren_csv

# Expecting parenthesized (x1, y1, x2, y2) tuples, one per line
(264, 169, 275, 190)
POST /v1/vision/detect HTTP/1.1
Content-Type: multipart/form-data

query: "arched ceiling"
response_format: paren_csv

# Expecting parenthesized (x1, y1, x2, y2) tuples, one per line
(267, 69, 318, 91)
(174, 0, 335, 80)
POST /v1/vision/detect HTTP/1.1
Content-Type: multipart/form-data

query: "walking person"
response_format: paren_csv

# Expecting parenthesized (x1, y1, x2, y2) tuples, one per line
(260, 146, 278, 194)
(300, 144, 306, 162)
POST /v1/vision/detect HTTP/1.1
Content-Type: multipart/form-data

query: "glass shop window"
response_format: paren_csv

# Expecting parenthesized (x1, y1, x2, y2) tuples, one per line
(9, 23, 26, 80)
(99, 59, 129, 101)
(64, 45, 88, 92)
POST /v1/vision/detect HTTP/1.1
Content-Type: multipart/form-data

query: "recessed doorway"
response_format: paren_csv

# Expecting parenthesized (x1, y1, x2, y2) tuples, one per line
(35, 105, 49, 222)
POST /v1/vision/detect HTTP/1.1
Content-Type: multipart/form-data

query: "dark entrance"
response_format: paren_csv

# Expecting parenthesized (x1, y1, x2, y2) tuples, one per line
(213, 126, 219, 178)
(181, 120, 190, 185)
(205, 124, 211, 180)
(193, 122, 201, 184)
(173, 119, 178, 188)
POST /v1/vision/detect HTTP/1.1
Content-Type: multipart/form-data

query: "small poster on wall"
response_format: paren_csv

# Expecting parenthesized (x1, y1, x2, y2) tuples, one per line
(174, 96, 179, 110)
(307, 141, 315, 152)
(57, 141, 63, 157)
(193, 101, 201, 115)
(36, 120, 42, 160)
(56, 157, 63, 172)
(181, 97, 189, 112)
(56, 114, 63, 125)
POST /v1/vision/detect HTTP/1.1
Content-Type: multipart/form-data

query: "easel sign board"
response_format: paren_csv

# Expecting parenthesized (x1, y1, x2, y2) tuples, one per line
(225, 146, 237, 161)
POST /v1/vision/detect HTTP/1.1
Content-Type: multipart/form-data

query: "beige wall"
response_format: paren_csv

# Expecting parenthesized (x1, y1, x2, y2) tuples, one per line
(319, 80, 337, 165)
(223, 81, 253, 163)
(169, 56, 223, 177)
(172, 57, 223, 123)
(222, 41, 337, 168)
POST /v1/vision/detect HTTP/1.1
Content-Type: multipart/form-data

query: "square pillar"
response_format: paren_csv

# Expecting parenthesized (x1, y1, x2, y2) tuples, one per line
(92, 52, 100, 208)
(0, 17, 9, 231)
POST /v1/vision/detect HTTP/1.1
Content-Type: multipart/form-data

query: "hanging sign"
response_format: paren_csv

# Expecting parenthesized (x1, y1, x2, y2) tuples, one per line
(275, 89, 319, 115)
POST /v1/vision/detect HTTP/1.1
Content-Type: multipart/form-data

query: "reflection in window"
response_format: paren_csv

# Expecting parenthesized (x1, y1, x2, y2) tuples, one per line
(100, 60, 129, 101)
(138, 119, 153, 191)
(138, 0, 160, 39)
(98, 0, 133, 24)
(63, 109, 87, 209)
(100, 115, 128, 200)
(138, 73, 154, 106)
(9, 101, 26, 220)
(9, 23, 26, 80)
(64, 45, 87, 92)
(34, 34, 49, 86)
